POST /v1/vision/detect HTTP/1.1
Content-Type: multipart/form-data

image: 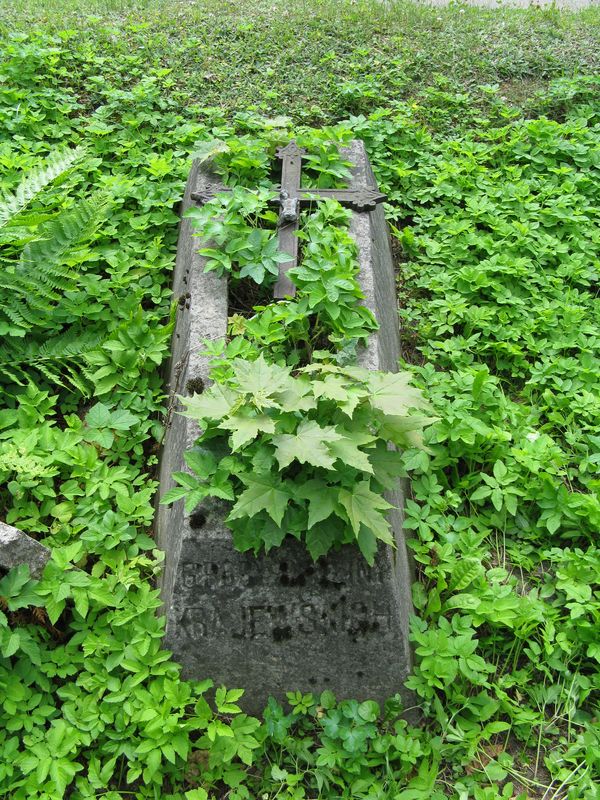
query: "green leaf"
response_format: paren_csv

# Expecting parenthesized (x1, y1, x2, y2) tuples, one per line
(493, 460, 508, 480)
(450, 559, 482, 591)
(471, 485, 491, 502)
(21, 193, 109, 271)
(221, 412, 275, 450)
(378, 414, 432, 449)
(358, 700, 380, 722)
(184, 447, 217, 478)
(298, 479, 336, 528)
(185, 790, 208, 800)
(49, 759, 82, 795)
(160, 486, 189, 505)
(327, 434, 374, 473)
(338, 481, 393, 544)
(232, 354, 293, 405)
(2, 631, 20, 658)
(261, 518, 288, 552)
(181, 384, 237, 421)
(0, 564, 33, 600)
(238, 260, 266, 283)
(143, 748, 161, 782)
(312, 374, 351, 403)
(271, 765, 289, 782)
(445, 593, 481, 611)
(276, 379, 317, 412)
(306, 523, 337, 560)
(108, 408, 139, 430)
(357, 527, 377, 565)
(194, 696, 212, 722)
(228, 474, 289, 526)
(215, 686, 243, 714)
(0, 146, 85, 228)
(368, 371, 428, 416)
(273, 419, 341, 470)
(85, 402, 111, 428)
(368, 443, 405, 488)
(191, 138, 229, 164)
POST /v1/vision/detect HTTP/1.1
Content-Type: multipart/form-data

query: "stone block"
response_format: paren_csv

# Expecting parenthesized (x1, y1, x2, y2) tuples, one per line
(156, 141, 414, 715)
(0, 521, 51, 578)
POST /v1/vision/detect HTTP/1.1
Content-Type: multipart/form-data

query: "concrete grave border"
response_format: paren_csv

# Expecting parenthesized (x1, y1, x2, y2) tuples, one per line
(156, 141, 415, 714)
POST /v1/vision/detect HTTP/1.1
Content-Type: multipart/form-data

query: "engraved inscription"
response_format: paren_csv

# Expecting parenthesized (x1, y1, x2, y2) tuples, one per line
(180, 554, 385, 599)
(179, 606, 226, 639)
(277, 557, 386, 588)
(182, 560, 245, 591)
(179, 597, 392, 641)
(236, 598, 392, 640)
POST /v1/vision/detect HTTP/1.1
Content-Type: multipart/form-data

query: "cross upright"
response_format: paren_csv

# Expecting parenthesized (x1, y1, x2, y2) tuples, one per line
(191, 140, 387, 299)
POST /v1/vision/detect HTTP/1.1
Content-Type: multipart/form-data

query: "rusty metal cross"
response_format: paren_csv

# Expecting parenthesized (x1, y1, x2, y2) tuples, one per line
(191, 140, 387, 299)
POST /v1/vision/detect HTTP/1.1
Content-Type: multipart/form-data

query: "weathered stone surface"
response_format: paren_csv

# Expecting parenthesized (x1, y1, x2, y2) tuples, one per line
(0, 521, 51, 578)
(157, 141, 414, 714)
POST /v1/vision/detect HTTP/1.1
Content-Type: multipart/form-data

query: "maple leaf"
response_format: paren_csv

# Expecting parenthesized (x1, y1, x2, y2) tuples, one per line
(180, 384, 237, 422)
(275, 378, 317, 412)
(260, 518, 288, 552)
(272, 419, 341, 470)
(312, 374, 367, 417)
(327, 432, 375, 473)
(367, 442, 405, 488)
(228, 474, 289, 526)
(338, 481, 394, 545)
(184, 447, 218, 479)
(378, 414, 433, 449)
(297, 479, 337, 528)
(367, 371, 428, 416)
(311, 374, 350, 402)
(220, 412, 275, 450)
(231, 354, 293, 408)
(230, 518, 263, 554)
(357, 526, 377, 566)
(336, 386, 366, 417)
(306, 523, 338, 561)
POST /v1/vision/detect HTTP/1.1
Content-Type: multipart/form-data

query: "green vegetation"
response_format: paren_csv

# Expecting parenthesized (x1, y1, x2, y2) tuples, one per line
(0, 1, 599, 798)
(168, 355, 430, 561)
(167, 137, 432, 563)
(0, 147, 111, 390)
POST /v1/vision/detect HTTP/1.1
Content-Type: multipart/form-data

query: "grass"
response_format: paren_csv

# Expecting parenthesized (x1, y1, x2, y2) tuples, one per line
(1, 0, 599, 123)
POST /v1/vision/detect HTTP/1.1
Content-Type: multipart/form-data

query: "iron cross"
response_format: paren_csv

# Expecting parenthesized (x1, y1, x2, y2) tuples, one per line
(191, 140, 387, 299)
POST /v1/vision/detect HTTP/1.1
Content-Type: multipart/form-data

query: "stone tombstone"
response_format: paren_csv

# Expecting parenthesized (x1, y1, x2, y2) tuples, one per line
(156, 141, 414, 715)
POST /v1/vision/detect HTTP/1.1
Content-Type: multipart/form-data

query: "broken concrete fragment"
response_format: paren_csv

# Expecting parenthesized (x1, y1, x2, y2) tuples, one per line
(0, 521, 51, 578)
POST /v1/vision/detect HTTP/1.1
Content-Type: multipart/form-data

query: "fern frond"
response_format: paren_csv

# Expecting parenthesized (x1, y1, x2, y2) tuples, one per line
(35, 361, 66, 388)
(1, 263, 75, 296)
(63, 364, 92, 397)
(1, 192, 110, 334)
(19, 193, 107, 272)
(0, 146, 85, 228)
(0, 328, 103, 366)
(1, 365, 27, 386)
(36, 329, 103, 361)
(0, 328, 105, 394)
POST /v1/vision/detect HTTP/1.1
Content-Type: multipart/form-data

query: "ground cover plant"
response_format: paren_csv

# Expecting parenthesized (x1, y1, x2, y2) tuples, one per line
(0, 1, 599, 798)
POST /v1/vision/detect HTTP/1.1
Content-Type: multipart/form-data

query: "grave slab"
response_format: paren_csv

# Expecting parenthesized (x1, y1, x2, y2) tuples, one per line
(156, 141, 414, 715)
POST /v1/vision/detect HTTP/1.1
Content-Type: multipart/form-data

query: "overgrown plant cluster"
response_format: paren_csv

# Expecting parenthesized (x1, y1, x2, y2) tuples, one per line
(0, 20, 599, 800)
(164, 137, 431, 562)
